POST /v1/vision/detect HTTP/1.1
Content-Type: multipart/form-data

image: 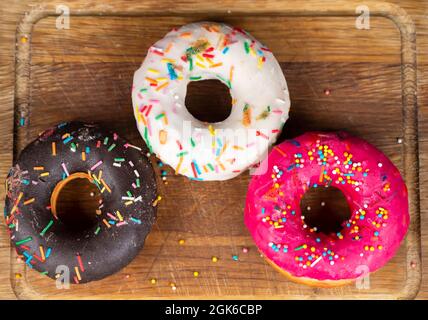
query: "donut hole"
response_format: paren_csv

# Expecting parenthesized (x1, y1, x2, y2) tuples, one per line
(185, 79, 232, 123)
(300, 186, 351, 235)
(52, 173, 101, 232)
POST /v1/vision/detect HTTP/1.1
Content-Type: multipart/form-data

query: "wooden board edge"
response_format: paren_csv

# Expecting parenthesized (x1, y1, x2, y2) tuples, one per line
(11, 0, 421, 299)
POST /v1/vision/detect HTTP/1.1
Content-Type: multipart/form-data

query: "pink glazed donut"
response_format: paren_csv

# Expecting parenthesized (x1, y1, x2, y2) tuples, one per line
(244, 132, 409, 286)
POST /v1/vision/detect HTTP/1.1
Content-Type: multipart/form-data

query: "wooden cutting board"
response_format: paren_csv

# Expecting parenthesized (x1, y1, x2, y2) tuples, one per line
(3, 0, 422, 299)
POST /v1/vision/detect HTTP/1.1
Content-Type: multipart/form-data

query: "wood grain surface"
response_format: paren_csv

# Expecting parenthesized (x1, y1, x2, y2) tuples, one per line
(0, 0, 427, 299)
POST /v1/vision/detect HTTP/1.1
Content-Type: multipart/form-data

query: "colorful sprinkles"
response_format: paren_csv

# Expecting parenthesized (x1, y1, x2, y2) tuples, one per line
(245, 132, 409, 280)
(4, 122, 157, 283)
(132, 22, 289, 181)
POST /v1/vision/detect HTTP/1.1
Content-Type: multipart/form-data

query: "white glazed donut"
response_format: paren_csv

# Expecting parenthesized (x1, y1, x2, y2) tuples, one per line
(132, 22, 290, 180)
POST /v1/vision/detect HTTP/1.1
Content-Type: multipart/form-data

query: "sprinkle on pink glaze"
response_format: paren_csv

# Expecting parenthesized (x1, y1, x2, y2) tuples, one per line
(244, 132, 409, 281)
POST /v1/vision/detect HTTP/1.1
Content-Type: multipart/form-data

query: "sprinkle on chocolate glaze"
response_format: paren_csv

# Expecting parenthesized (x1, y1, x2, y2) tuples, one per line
(4, 122, 157, 283)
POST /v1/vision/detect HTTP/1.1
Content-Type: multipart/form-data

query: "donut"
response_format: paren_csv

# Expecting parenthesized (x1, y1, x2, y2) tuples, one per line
(132, 22, 290, 180)
(244, 132, 409, 286)
(4, 122, 157, 283)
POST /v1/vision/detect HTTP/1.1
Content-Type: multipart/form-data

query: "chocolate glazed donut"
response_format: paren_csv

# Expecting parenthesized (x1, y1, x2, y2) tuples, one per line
(4, 122, 157, 283)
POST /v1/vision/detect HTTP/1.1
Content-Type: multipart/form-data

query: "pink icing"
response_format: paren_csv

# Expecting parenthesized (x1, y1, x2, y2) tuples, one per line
(244, 132, 409, 281)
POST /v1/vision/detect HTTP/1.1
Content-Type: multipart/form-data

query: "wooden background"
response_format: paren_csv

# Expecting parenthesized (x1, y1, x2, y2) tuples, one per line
(0, 0, 427, 299)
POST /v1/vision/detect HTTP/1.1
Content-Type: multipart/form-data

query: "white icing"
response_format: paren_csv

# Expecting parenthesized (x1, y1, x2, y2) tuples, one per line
(132, 22, 290, 180)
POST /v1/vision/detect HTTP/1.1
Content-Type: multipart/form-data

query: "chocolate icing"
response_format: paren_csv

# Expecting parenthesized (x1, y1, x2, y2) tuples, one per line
(4, 122, 157, 283)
